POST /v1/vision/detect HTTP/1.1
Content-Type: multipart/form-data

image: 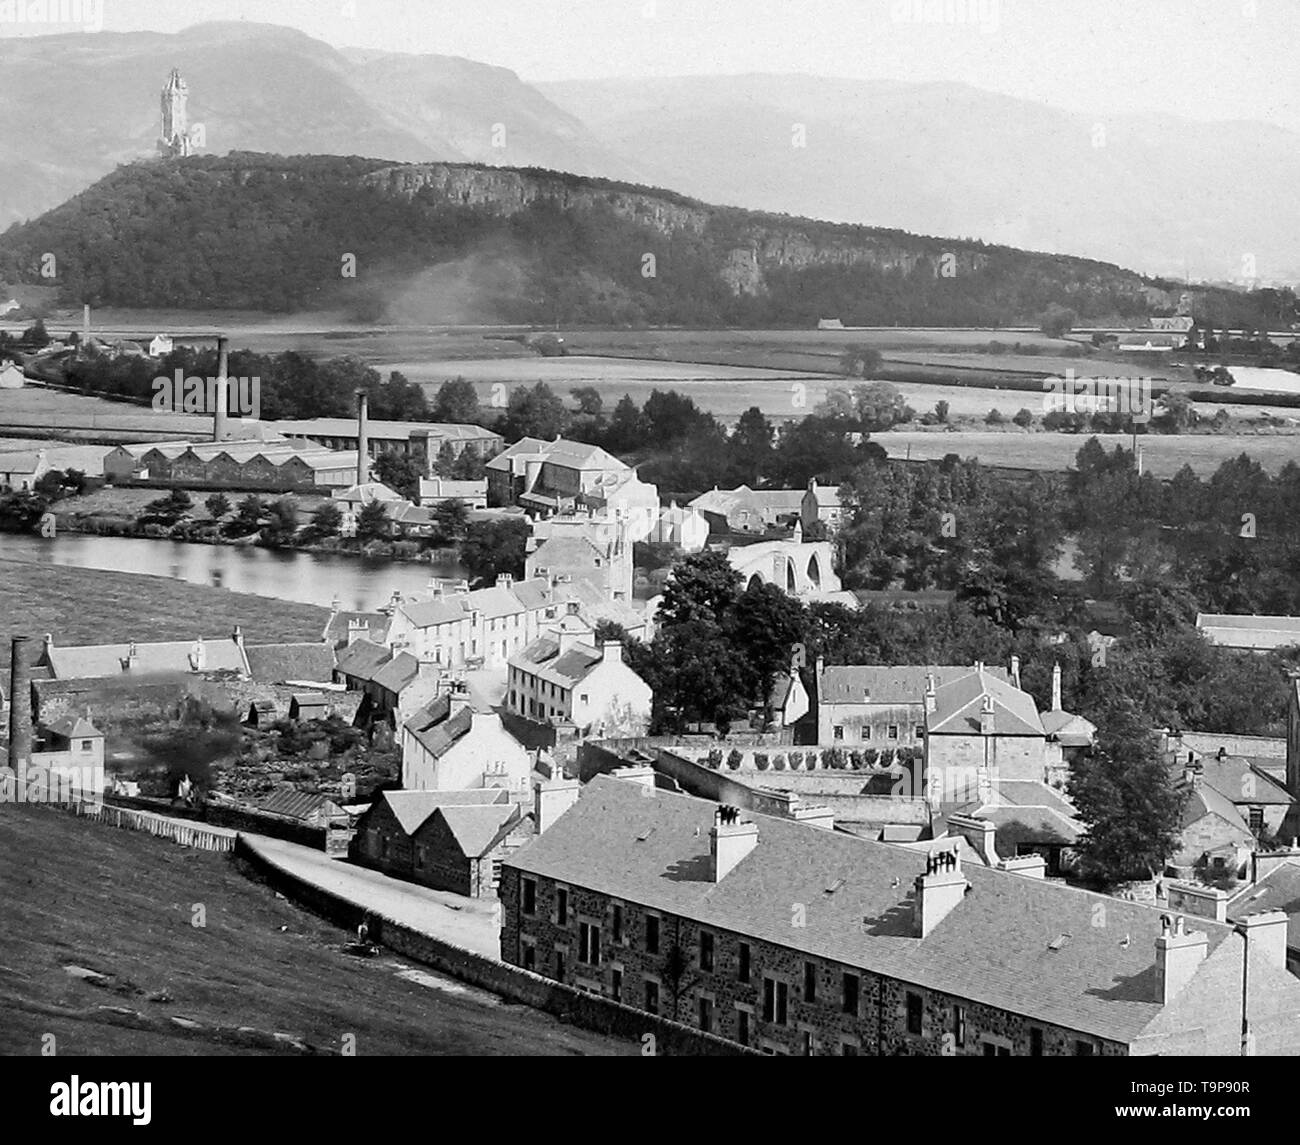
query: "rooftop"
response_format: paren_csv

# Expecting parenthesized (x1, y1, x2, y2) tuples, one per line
(819, 664, 1008, 706)
(928, 668, 1044, 737)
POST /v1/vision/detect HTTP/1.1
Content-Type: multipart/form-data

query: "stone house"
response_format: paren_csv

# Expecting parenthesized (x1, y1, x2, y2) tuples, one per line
(800, 478, 844, 534)
(500, 775, 1300, 1055)
(401, 694, 533, 793)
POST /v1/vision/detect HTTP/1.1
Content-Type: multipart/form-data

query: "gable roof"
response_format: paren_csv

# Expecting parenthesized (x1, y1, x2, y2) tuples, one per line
(1188, 755, 1294, 807)
(372, 651, 420, 695)
(324, 611, 391, 649)
(1229, 863, 1300, 952)
(1180, 783, 1252, 833)
(257, 788, 341, 822)
(377, 788, 509, 834)
(506, 776, 1260, 1046)
(43, 715, 102, 739)
(334, 639, 392, 682)
(819, 664, 1007, 706)
(510, 635, 604, 688)
(244, 642, 335, 684)
(43, 637, 247, 680)
(426, 804, 522, 858)
(403, 696, 476, 759)
(928, 669, 1044, 737)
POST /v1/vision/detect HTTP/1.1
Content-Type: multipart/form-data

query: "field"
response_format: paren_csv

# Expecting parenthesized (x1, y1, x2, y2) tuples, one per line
(51, 486, 333, 522)
(0, 804, 628, 1055)
(0, 385, 205, 443)
(0, 557, 329, 672)
(878, 429, 1300, 478)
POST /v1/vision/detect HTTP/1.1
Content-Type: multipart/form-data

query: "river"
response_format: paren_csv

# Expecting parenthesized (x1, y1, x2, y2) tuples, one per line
(0, 533, 468, 612)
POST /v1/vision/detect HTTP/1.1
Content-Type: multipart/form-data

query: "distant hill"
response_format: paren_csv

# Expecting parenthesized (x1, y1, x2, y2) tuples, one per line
(0, 21, 638, 231)
(540, 73, 1300, 285)
(0, 152, 1205, 327)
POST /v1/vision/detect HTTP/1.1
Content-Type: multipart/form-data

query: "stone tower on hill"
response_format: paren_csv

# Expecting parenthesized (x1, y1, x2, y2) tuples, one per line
(158, 69, 193, 159)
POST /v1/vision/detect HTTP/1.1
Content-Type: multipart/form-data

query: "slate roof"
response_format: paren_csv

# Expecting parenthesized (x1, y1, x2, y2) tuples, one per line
(505, 776, 1269, 1045)
(257, 788, 340, 822)
(378, 788, 509, 834)
(510, 635, 603, 688)
(404, 696, 476, 759)
(819, 665, 1007, 706)
(372, 652, 420, 695)
(334, 639, 392, 682)
(1180, 783, 1251, 832)
(432, 804, 524, 858)
(1186, 756, 1294, 807)
(1229, 863, 1300, 952)
(979, 805, 1081, 846)
(324, 612, 391, 649)
(529, 535, 606, 569)
(487, 436, 626, 473)
(43, 638, 247, 680)
(1196, 613, 1300, 651)
(928, 669, 1044, 737)
(44, 715, 102, 739)
(244, 643, 335, 684)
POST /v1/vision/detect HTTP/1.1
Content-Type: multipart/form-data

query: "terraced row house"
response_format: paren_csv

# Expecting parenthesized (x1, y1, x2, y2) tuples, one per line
(500, 775, 1300, 1055)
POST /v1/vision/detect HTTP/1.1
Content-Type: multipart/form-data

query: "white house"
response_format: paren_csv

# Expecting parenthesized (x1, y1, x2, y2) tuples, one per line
(400, 694, 533, 793)
(0, 448, 49, 491)
(649, 500, 709, 552)
(506, 609, 652, 738)
(0, 361, 25, 389)
(148, 335, 174, 358)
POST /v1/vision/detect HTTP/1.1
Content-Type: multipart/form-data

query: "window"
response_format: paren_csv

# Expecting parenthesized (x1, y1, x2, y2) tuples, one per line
(644, 979, 660, 1015)
(906, 991, 923, 1035)
(888, 725, 899, 740)
(700, 931, 715, 972)
(859, 726, 871, 741)
(645, 915, 660, 954)
(842, 972, 860, 1015)
(612, 903, 624, 944)
(1249, 806, 1265, 832)
(738, 942, 751, 983)
(556, 887, 568, 926)
(1075, 1040, 1095, 1056)
(80, 740, 93, 751)
(522, 878, 536, 915)
(736, 1009, 750, 1046)
(555, 949, 566, 983)
(578, 922, 601, 965)
(1030, 1028, 1044, 1057)
(698, 997, 713, 1032)
(833, 725, 844, 741)
(841, 1041, 859, 1056)
(610, 968, 622, 1002)
(580, 693, 589, 703)
(803, 961, 817, 1002)
(982, 1041, 1010, 1057)
(914, 725, 924, 739)
(953, 1005, 966, 1048)
(762, 978, 789, 1026)
(801, 1030, 814, 1057)
(522, 942, 535, 971)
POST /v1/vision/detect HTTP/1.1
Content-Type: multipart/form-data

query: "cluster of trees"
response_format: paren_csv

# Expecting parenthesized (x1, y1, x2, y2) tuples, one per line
(4, 152, 1286, 329)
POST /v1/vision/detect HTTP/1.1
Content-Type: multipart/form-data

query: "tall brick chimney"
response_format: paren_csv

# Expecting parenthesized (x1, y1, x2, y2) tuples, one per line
(213, 334, 230, 443)
(356, 388, 371, 486)
(8, 635, 34, 777)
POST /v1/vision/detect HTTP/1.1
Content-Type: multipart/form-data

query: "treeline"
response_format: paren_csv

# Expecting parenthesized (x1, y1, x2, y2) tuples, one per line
(0, 152, 1285, 328)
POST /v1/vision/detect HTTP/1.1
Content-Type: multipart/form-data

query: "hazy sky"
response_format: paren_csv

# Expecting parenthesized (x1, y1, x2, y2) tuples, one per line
(5, 0, 1298, 130)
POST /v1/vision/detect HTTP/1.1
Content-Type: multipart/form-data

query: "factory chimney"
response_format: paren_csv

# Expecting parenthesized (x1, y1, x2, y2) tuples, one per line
(82, 304, 90, 345)
(8, 635, 34, 779)
(213, 335, 230, 443)
(356, 388, 370, 486)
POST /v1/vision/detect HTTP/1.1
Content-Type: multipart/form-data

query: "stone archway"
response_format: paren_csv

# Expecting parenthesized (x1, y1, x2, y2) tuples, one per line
(806, 552, 821, 590)
(786, 559, 797, 593)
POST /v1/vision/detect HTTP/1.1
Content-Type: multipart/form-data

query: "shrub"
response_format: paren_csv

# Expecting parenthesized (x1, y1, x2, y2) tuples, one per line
(1012, 408, 1035, 428)
(772, 753, 786, 771)
(391, 540, 420, 560)
(823, 748, 845, 770)
(985, 408, 1006, 425)
(788, 751, 803, 770)
(726, 749, 743, 770)
(863, 748, 880, 768)
(754, 752, 770, 771)
(849, 750, 865, 770)
(705, 749, 723, 770)
(878, 747, 896, 768)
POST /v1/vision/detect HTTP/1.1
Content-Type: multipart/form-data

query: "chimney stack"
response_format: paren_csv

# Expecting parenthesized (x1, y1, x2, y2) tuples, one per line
(1239, 910, 1289, 971)
(213, 335, 230, 443)
(356, 388, 371, 486)
(709, 807, 758, 882)
(601, 639, 623, 665)
(979, 692, 995, 736)
(913, 846, 967, 937)
(1009, 654, 1021, 690)
(533, 778, 581, 834)
(1155, 915, 1209, 1004)
(8, 635, 34, 778)
(82, 303, 90, 344)
(924, 672, 937, 714)
(1051, 662, 1063, 711)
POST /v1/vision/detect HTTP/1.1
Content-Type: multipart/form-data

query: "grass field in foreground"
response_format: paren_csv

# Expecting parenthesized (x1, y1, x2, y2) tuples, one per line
(879, 430, 1300, 478)
(0, 804, 629, 1055)
(0, 557, 329, 672)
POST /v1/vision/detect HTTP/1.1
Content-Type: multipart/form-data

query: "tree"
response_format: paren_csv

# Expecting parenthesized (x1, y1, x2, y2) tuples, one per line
(985, 408, 1006, 425)
(570, 386, 603, 417)
(840, 345, 884, 378)
(606, 394, 647, 452)
(1039, 304, 1077, 339)
(204, 492, 231, 520)
(725, 581, 808, 717)
(372, 448, 423, 501)
(460, 518, 528, 586)
(1069, 692, 1186, 885)
(432, 497, 469, 543)
(20, 319, 50, 350)
(1156, 392, 1197, 434)
(430, 377, 481, 424)
(729, 406, 775, 484)
(1012, 408, 1035, 428)
(450, 445, 486, 480)
(432, 440, 458, 477)
(308, 501, 342, 539)
(142, 488, 192, 526)
(226, 495, 266, 537)
(657, 550, 743, 630)
(933, 400, 950, 424)
(262, 497, 299, 547)
(853, 382, 907, 431)
(371, 369, 430, 421)
(355, 500, 390, 544)
(504, 381, 569, 441)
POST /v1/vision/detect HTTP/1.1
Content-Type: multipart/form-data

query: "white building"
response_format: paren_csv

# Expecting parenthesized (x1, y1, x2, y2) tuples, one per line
(0, 361, 25, 389)
(400, 694, 533, 793)
(506, 608, 652, 738)
(649, 500, 709, 552)
(148, 335, 174, 358)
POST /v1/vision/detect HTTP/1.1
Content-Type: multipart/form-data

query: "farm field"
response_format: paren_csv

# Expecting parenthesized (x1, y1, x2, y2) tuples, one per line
(878, 430, 1300, 478)
(0, 557, 328, 674)
(0, 804, 629, 1056)
(0, 385, 206, 442)
(52, 486, 333, 522)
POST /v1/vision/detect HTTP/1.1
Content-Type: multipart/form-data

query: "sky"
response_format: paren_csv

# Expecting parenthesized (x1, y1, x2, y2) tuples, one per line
(2, 0, 1297, 131)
